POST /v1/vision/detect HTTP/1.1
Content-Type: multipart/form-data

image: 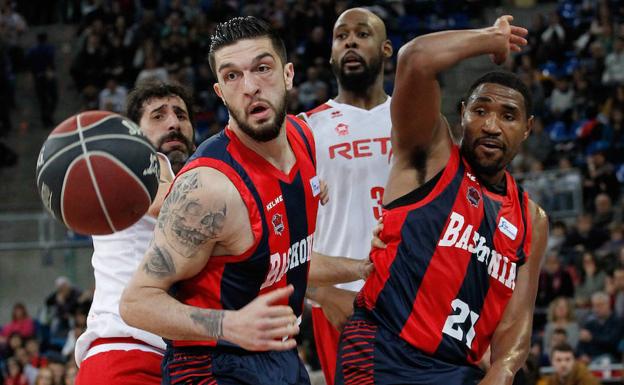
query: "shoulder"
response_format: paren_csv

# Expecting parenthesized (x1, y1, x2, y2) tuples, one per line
(527, 199, 549, 235)
(527, 199, 549, 262)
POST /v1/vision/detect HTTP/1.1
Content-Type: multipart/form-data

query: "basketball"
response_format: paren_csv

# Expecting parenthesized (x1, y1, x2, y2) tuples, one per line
(35, 111, 160, 235)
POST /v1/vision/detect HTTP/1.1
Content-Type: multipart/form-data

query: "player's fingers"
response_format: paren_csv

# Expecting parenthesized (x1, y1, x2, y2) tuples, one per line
(263, 305, 296, 318)
(510, 25, 528, 37)
(258, 314, 297, 330)
(262, 323, 300, 339)
(509, 35, 527, 46)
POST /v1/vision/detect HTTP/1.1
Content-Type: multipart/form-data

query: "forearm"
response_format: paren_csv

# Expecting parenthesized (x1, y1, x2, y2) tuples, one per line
(480, 310, 532, 384)
(308, 252, 363, 287)
(120, 285, 228, 341)
(397, 27, 507, 78)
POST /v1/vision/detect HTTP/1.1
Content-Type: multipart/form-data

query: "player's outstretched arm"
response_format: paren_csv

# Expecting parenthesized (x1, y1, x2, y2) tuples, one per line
(308, 251, 373, 287)
(391, 15, 527, 159)
(120, 167, 299, 351)
(479, 201, 548, 385)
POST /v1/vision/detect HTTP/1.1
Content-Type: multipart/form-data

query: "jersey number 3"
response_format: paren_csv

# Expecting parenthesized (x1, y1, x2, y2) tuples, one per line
(370, 186, 384, 220)
(442, 298, 480, 349)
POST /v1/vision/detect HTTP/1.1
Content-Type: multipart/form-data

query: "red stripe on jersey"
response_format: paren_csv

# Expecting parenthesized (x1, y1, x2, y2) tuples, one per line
(290, 115, 317, 160)
(466, 172, 526, 363)
(305, 103, 332, 118)
(398, 172, 486, 354)
(361, 145, 461, 309)
(176, 157, 263, 263)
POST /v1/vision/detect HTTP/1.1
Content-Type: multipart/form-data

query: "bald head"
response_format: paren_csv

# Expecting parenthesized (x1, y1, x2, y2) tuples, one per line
(331, 7, 392, 95)
(334, 8, 387, 40)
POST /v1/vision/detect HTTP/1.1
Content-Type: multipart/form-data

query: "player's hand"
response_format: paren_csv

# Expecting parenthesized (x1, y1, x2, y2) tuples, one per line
(222, 285, 299, 351)
(357, 258, 374, 280)
(147, 153, 175, 218)
(371, 217, 387, 250)
(318, 287, 357, 331)
(320, 179, 329, 205)
(490, 15, 528, 65)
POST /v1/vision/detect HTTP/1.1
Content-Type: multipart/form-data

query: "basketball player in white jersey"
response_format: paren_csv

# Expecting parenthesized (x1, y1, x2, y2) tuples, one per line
(301, 8, 393, 385)
(75, 82, 196, 385)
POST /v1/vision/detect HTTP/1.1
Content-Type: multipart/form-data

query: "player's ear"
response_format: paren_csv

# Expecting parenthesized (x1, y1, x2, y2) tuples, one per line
(524, 115, 534, 141)
(213, 83, 224, 101)
(284, 62, 294, 91)
(383, 39, 393, 59)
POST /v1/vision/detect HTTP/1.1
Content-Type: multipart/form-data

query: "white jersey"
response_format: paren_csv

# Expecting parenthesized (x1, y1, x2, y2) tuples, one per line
(303, 98, 392, 292)
(75, 215, 165, 365)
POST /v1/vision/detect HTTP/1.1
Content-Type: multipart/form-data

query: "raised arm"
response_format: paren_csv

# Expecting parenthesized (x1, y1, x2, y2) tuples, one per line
(479, 201, 548, 385)
(391, 15, 527, 160)
(120, 167, 299, 351)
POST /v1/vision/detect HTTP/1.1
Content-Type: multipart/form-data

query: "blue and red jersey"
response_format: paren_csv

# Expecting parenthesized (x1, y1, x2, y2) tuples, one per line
(172, 115, 320, 348)
(359, 145, 532, 365)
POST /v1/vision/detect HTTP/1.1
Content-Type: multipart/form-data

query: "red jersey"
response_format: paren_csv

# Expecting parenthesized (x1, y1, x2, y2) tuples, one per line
(359, 145, 532, 365)
(172, 116, 320, 349)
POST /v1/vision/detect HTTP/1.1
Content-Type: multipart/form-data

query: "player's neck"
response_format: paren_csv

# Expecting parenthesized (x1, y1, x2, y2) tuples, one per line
(335, 81, 388, 110)
(231, 123, 295, 173)
(479, 172, 507, 195)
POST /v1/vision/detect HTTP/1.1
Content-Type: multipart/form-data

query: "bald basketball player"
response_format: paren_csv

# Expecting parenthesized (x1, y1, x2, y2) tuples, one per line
(334, 15, 548, 385)
(301, 8, 393, 385)
(75, 82, 196, 385)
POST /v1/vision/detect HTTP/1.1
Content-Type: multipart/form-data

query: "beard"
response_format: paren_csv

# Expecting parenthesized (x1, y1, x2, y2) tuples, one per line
(332, 51, 383, 95)
(227, 93, 288, 143)
(460, 137, 507, 177)
(156, 131, 194, 175)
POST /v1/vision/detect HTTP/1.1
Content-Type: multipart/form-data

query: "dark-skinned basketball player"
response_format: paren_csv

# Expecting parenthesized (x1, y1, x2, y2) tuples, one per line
(334, 15, 548, 385)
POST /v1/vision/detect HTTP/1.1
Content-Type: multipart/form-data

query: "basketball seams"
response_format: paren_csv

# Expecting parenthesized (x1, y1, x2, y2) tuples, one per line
(36, 135, 154, 186)
(75, 113, 118, 233)
(48, 114, 120, 138)
(84, 150, 153, 207)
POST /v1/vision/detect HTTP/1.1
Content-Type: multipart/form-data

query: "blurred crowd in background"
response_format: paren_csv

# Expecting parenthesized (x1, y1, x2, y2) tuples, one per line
(2, 0, 624, 384)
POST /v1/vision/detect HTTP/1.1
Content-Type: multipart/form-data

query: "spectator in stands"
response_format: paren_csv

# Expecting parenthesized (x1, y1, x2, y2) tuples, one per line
(522, 117, 552, 164)
(602, 36, 624, 86)
(537, 253, 575, 308)
(70, 32, 109, 91)
(33, 367, 53, 385)
(24, 337, 46, 370)
(63, 364, 76, 385)
(543, 297, 580, 355)
(584, 149, 620, 206)
(538, 12, 567, 64)
(541, 343, 599, 385)
(135, 55, 168, 86)
(298, 67, 328, 110)
(0, 34, 12, 137)
(43, 277, 81, 350)
(1, 303, 35, 341)
(547, 221, 568, 254)
(98, 77, 127, 113)
(564, 213, 609, 253)
(27, 33, 57, 129)
(60, 310, 85, 360)
(592, 193, 615, 230)
(612, 265, 624, 319)
(575, 252, 607, 308)
(577, 291, 622, 364)
(3, 333, 24, 360)
(13, 346, 38, 385)
(0, 0, 27, 71)
(4, 357, 28, 385)
(549, 77, 575, 119)
(46, 354, 65, 385)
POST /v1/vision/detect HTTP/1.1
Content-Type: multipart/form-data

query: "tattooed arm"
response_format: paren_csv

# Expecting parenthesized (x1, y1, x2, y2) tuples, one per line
(120, 167, 300, 351)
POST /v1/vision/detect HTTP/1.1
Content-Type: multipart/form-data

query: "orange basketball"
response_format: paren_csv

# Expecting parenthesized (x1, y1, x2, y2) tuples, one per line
(35, 111, 159, 235)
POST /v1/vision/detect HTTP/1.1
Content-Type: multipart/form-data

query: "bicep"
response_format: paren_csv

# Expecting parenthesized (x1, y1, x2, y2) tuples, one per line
(133, 168, 234, 290)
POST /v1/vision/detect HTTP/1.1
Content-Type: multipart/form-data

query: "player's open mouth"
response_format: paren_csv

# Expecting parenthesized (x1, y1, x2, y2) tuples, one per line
(342, 52, 364, 69)
(248, 103, 271, 119)
(476, 138, 504, 154)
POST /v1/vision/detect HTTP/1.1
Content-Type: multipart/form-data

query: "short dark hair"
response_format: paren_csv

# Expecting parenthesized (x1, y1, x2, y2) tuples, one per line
(551, 342, 574, 356)
(125, 81, 195, 127)
(466, 71, 533, 118)
(208, 16, 287, 77)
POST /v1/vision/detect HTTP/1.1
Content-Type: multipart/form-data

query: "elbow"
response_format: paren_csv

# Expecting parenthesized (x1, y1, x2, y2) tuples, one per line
(397, 39, 434, 77)
(119, 287, 137, 328)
